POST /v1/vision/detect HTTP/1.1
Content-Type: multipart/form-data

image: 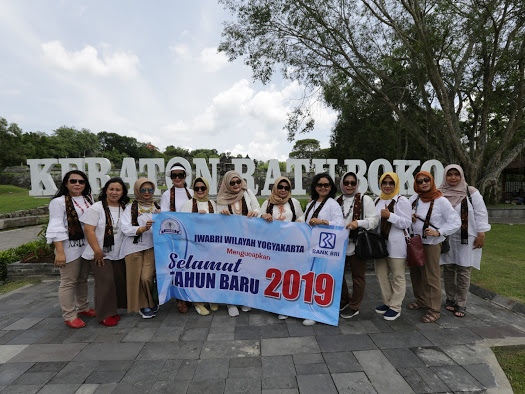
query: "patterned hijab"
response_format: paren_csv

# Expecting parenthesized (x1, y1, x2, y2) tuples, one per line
(379, 172, 400, 200)
(133, 178, 155, 206)
(339, 172, 359, 197)
(193, 177, 210, 202)
(413, 171, 442, 203)
(268, 177, 292, 205)
(217, 171, 247, 205)
(438, 164, 477, 207)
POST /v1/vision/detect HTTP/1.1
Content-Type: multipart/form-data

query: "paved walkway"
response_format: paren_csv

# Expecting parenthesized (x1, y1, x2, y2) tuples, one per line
(1, 275, 524, 393)
(0, 225, 43, 252)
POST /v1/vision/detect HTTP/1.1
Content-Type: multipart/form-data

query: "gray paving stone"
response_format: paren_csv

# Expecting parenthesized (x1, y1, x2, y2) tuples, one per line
(149, 327, 183, 342)
(6, 329, 54, 345)
(331, 372, 377, 393)
(93, 383, 117, 393)
(369, 331, 433, 349)
(431, 365, 485, 391)
(3, 318, 43, 331)
(156, 359, 183, 381)
(382, 348, 426, 368)
(175, 360, 198, 380)
(0, 331, 25, 346)
(420, 327, 482, 346)
(285, 322, 315, 337)
(31, 318, 64, 330)
(297, 373, 338, 394)
(27, 361, 68, 372)
(249, 313, 286, 326)
(1, 384, 42, 393)
(229, 356, 261, 368)
(440, 344, 487, 365)
(224, 377, 262, 393)
(398, 368, 433, 393)
(316, 334, 376, 353)
(75, 384, 99, 394)
(193, 358, 229, 381)
(200, 340, 260, 359)
(63, 329, 101, 344)
(228, 366, 262, 379)
(137, 341, 201, 360)
(0, 345, 28, 363)
(469, 325, 525, 339)
(411, 346, 456, 366)
(354, 350, 414, 393)
(37, 383, 81, 394)
(8, 343, 87, 362)
(121, 360, 165, 383)
(322, 352, 363, 373)
(414, 367, 450, 392)
(96, 360, 133, 371)
(11, 371, 56, 385)
(121, 328, 157, 342)
(463, 364, 497, 389)
(0, 362, 34, 385)
(180, 327, 209, 342)
(261, 324, 289, 338)
(74, 343, 144, 361)
(150, 380, 191, 394)
(207, 332, 235, 341)
(262, 336, 319, 356)
(261, 375, 297, 390)
(292, 353, 324, 365)
(109, 381, 153, 393)
(85, 370, 126, 384)
(92, 332, 127, 343)
(184, 318, 212, 329)
(186, 378, 226, 394)
(49, 361, 99, 384)
(295, 362, 329, 375)
(234, 325, 261, 340)
(262, 355, 296, 377)
(339, 320, 380, 335)
(262, 389, 298, 394)
(312, 324, 342, 336)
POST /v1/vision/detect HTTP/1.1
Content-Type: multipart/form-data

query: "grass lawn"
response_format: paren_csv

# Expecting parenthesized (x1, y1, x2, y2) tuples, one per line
(0, 279, 41, 294)
(492, 345, 525, 393)
(471, 223, 525, 304)
(0, 185, 50, 214)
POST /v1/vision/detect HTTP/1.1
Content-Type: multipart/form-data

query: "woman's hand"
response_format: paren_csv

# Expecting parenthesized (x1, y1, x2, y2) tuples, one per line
(198, 210, 207, 214)
(380, 204, 391, 219)
(309, 218, 327, 226)
(424, 228, 440, 237)
(154, 209, 161, 214)
(412, 213, 417, 223)
(346, 220, 358, 230)
(261, 213, 273, 222)
(54, 251, 66, 268)
(94, 249, 105, 267)
(144, 220, 154, 231)
(220, 209, 231, 215)
(247, 211, 257, 218)
(473, 233, 485, 249)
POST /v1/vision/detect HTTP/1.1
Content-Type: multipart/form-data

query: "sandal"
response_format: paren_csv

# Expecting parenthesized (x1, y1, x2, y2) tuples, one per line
(421, 311, 439, 323)
(445, 299, 457, 312)
(177, 300, 188, 314)
(454, 305, 466, 318)
(408, 302, 424, 310)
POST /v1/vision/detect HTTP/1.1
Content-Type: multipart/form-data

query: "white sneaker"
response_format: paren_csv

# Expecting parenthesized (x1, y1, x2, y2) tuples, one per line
(228, 305, 239, 317)
(278, 314, 288, 320)
(302, 319, 316, 326)
(241, 306, 251, 312)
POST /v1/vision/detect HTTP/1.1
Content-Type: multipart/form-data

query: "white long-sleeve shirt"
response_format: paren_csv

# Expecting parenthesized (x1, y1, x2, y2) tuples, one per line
(304, 198, 345, 229)
(259, 198, 305, 222)
(216, 189, 260, 216)
(340, 194, 379, 256)
(181, 198, 217, 214)
(440, 191, 491, 269)
(119, 203, 157, 258)
(408, 195, 461, 245)
(373, 195, 412, 259)
(160, 187, 194, 212)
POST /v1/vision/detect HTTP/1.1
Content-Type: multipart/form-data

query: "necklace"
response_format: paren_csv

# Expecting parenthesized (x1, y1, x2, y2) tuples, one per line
(110, 206, 121, 232)
(138, 204, 155, 215)
(232, 200, 242, 215)
(72, 196, 91, 215)
(342, 196, 355, 220)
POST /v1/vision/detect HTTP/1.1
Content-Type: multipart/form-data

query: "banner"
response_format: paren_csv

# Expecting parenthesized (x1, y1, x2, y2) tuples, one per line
(152, 212, 348, 326)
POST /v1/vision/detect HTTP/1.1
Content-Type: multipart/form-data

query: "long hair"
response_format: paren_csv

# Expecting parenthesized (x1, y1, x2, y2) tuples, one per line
(52, 170, 91, 200)
(98, 177, 130, 205)
(310, 173, 336, 201)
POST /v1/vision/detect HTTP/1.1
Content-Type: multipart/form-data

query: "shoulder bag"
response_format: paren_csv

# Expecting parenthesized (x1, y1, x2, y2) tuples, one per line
(404, 229, 426, 267)
(355, 197, 389, 259)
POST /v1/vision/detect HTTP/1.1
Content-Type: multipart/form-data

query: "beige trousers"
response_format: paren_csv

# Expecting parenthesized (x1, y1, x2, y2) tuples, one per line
(58, 257, 91, 321)
(409, 244, 442, 316)
(443, 264, 472, 307)
(374, 257, 407, 312)
(125, 248, 156, 313)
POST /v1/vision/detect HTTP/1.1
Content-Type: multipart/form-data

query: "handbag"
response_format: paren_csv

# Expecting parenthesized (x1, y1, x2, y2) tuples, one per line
(355, 229, 389, 259)
(404, 229, 426, 267)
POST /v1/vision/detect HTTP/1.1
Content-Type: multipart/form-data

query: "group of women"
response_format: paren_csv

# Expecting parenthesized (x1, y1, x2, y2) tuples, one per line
(46, 163, 489, 328)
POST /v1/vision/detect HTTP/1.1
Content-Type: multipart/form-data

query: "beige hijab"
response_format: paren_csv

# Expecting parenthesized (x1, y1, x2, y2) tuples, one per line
(438, 164, 478, 207)
(268, 177, 292, 205)
(217, 171, 247, 205)
(133, 178, 155, 206)
(192, 177, 210, 203)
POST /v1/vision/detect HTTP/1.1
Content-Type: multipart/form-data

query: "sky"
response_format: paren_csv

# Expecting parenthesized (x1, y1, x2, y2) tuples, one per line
(0, 0, 337, 161)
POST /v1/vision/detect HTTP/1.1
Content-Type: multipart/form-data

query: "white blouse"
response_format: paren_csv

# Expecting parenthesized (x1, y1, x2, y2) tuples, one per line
(160, 187, 194, 212)
(373, 195, 412, 259)
(259, 198, 305, 222)
(440, 191, 491, 269)
(80, 201, 124, 261)
(408, 195, 461, 245)
(46, 195, 93, 263)
(340, 194, 379, 256)
(304, 198, 345, 228)
(181, 198, 218, 214)
(216, 189, 260, 215)
(119, 203, 157, 258)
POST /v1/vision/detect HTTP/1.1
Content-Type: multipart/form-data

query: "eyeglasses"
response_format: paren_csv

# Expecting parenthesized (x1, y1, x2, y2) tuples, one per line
(416, 177, 432, 185)
(277, 184, 291, 191)
(69, 179, 86, 185)
(170, 172, 186, 179)
(343, 180, 357, 186)
(316, 183, 331, 189)
(194, 186, 207, 192)
(229, 179, 242, 186)
(381, 181, 395, 186)
(140, 188, 154, 193)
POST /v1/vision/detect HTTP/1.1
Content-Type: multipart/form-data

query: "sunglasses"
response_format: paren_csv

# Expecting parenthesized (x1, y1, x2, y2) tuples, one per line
(229, 179, 242, 186)
(381, 181, 395, 186)
(170, 172, 186, 179)
(194, 186, 207, 192)
(69, 179, 86, 185)
(343, 180, 357, 186)
(140, 188, 154, 193)
(277, 184, 291, 191)
(416, 177, 432, 185)
(316, 183, 331, 189)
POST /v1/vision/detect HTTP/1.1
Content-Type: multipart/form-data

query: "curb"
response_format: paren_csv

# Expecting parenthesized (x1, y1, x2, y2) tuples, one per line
(469, 283, 525, 316)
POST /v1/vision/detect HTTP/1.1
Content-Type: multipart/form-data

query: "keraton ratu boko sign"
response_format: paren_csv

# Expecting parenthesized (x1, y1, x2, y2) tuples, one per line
(27, 157, 443, 197)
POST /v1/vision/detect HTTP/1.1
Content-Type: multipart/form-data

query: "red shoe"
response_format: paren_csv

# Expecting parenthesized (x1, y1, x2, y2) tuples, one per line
(113, 314, 121, 321)
(78, 308, 96, 318)
(65, 317, 86, 328)
(101, 316, 118, 327)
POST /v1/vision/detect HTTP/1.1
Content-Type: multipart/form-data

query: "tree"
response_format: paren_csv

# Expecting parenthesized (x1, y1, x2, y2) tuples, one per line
(0, 117, 24, 167)
(219, 0, 525, 198)
(289, 138, 322, 159)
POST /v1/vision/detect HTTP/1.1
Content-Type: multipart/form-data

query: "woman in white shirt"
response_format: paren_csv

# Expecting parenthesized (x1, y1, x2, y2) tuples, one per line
(121, 178, 160, 319)
(337, 172, 379, 320)
(46, 170, 95, 328)
(181, 177, 218, 316)
(303, 173, 344, 325)
(160, 163, 194, 314)
(217, 170, 260, 317)
(438, 164, 491, 318)
(373, 172, 411, 321)
(408, 171, 461, 323)
(81, 177, 129, 327)
(260, 176, 305, 320)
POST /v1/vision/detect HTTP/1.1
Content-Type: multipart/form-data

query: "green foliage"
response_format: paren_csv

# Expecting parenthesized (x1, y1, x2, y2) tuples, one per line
(492, 345, 525, 392)
(0, 185, 50, 214)
(289, 139, 324, 159)
(0, 279, 41, 294)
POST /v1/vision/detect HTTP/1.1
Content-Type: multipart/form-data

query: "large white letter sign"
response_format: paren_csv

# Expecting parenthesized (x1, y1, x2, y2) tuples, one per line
(286, 159, 310, 195)
(28, 159, 58, 196)
(421, 160, 444, 186)
(58, 158, 85, 180)
(139, 159, 165, 196)
(394, 160, 420, 195)
(312, 159, 338, 181)
(344, 159, 368, 194)
(194, 158, 219, 195)
(85, 158, 111, 195)
(367, 159, 394, 196)
(119, 158, 138, 191)
(232, 158, 258, 194)
(261, 159, 282, 196)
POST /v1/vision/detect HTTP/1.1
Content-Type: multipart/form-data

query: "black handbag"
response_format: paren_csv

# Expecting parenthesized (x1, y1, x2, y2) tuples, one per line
(355, 229, 389, 259)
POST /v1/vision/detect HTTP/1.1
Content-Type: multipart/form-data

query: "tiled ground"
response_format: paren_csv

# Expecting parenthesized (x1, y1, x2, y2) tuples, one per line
(1, 275, 524, 393)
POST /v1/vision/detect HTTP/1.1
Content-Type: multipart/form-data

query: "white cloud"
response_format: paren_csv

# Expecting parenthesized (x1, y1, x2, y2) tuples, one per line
(199, 47, 229, 72)
(41, 40, 139, 79)
(169, 44, 191, 60)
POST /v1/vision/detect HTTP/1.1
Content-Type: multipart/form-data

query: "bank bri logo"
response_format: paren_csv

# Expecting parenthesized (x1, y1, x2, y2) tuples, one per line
(319, 232, 336, 249)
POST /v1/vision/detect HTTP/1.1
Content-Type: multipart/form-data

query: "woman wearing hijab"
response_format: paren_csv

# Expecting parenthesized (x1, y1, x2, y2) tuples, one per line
(181, 176, 219, 316)
(121, 178, 160, 319)
(160, 163, 194, 314)
(303, 173, 344, 325)
(46, 170, 95, 328)
(337, 172, 379, 320)
(81, 177, 129, 327)
(408, 171, 461, 323)
(373, 172, 411, 321)
(438, 165, 490, 318)
(217, 170, 260, 316)
(260, 176, 305, 320)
